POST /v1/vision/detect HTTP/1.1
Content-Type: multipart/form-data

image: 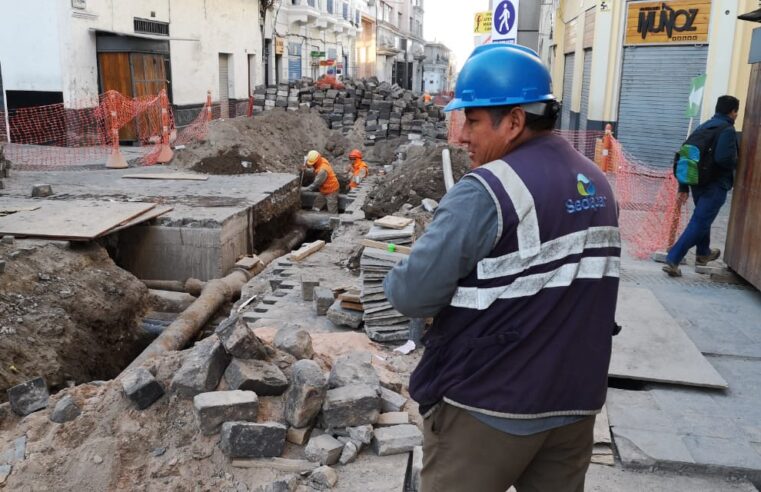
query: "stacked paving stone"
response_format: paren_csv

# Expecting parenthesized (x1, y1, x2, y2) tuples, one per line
(0, 145, 9, 191)
(360, 248, 412, 342)
(250, 77, 448, 143)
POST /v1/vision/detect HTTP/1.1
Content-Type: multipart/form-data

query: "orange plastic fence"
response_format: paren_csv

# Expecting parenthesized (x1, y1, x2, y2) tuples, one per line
(447, 110, 687, 259)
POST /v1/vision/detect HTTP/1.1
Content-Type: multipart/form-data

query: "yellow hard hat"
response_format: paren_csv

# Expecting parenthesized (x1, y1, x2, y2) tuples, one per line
(306, 150, 320, 166)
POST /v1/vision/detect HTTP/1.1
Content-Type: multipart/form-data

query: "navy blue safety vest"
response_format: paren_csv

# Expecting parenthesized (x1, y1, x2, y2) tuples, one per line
(410, 134, 620, 418)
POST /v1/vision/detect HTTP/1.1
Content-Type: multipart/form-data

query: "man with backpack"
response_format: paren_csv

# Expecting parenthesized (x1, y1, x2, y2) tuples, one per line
(664, 95, 740, 277)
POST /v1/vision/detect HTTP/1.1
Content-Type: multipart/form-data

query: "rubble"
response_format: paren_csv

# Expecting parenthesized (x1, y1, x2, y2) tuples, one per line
(224, 359, 289, 396)
(193, 390, 259, 435)
(313, 287, 335, 316)
(321, 384, 381, 428)
(274, 325, 315, 360)
(326, 301, 364, 329)
(380, 387, 408, 413)
(308, 465, 339, 489)
(220, 421, 287, 459)
(286, 426, 313, 445)
(49, 395, 81, 423)
(338, 440, 360, 465)
(171, 337, 231, 397)
(372, 424, 424, 456)
(7, 377, 49, 416)
(216, 316, 270, 359)
(376, 412, 410, 426)
(328, 351, 380, 389)
(30, 183, 53, 197)
(285, 360, 328, 428)
(305, 434, 344, 465)
(121, 368, 165, 410)
(301, 277, 320, 301)
(347, 425, 374, 446)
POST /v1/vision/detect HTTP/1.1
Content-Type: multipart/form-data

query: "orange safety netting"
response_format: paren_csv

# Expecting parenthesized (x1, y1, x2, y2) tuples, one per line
(1, 90, 216, 170)
(447, 110, 687, 259)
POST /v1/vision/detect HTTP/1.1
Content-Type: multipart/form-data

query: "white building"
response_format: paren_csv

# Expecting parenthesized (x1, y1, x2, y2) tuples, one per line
(0, 0, 266, 131)
(422, 42, 454, 94)
(264, 0, 361, 85)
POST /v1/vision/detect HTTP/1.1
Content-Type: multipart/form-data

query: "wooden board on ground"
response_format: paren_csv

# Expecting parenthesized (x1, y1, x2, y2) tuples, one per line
(339, 292, 361, 304)
(374, 215, 414, 230)
(290, 240, 326, 261)
(102, 205, 173, 235)
(611, 286, 728, 389)
(594, 405, 612, 445)
(361, 240, 411, 255)
(122, 172, 208, 181)
(0, 200, 157, 240)
(231, 458, 316, 472)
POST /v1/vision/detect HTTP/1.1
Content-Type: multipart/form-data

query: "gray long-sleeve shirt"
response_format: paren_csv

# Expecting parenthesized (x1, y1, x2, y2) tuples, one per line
(384, 174, 583, 435)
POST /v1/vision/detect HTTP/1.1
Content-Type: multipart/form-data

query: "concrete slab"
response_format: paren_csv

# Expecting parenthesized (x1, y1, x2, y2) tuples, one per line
(585, 464, 757, 491)
(612, 287, 727, 389)
(2, 168, 299, 280)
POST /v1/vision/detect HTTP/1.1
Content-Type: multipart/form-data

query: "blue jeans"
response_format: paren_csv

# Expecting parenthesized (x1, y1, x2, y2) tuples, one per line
(667, 183, 728, 265)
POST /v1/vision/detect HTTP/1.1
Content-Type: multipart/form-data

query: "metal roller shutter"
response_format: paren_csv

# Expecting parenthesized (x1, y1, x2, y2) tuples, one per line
(561, 53, 575, 130)
(219, 54, 229, 119)
(579, 49, 592, 131)
(617, 45, 709, 168)
(289, 43, 302, 82)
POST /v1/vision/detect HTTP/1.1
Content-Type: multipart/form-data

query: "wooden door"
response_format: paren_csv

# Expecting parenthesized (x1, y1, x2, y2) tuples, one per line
(725, 63, 761, 290)
(130, 53, 168, 142)
(98, 52, 137, 141)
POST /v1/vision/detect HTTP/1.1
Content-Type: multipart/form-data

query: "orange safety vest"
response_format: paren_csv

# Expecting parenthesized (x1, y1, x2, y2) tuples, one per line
(314, 157, 340, 195)
(349, 160, 369, 189)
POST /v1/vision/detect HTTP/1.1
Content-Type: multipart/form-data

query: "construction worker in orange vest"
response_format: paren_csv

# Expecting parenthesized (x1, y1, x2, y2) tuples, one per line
(346, 149, 369, 189)
(303, 150, 340, 213)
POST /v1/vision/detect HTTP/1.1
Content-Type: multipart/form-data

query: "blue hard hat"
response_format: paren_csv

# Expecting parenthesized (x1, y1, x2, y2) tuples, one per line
(445, 44, 555, 112)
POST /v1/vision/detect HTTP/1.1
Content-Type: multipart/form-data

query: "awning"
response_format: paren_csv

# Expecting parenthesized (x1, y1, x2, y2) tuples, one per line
(89, 28, 199, 42)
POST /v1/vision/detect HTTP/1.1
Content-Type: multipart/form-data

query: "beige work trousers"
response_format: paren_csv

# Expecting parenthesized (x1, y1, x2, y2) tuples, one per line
(313, 191, 339, 214)
(421, 403, 595, 492)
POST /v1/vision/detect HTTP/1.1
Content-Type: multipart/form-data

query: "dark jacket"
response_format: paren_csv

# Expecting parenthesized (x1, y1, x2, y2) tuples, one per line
(680, 113, 739, 192)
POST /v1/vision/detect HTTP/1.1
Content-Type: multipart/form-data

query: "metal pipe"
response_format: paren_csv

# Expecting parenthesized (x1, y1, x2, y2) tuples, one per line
(442, 148, 454, 192)
(124, 227, 307, 373)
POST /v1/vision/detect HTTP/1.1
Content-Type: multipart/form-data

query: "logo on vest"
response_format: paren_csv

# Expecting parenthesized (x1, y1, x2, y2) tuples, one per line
(566, 174, 607, 214)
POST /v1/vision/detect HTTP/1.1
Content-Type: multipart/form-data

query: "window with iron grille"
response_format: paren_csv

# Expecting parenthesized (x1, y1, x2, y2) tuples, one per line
(288, 42, 302, 56)
(328, 48, 337, 60)
(355, 10, 359, 25)
(134, 18, 169, 36)
(327, 0, 334, 13)
(342, 3, 349, 20)
(307, 0, 315, 7)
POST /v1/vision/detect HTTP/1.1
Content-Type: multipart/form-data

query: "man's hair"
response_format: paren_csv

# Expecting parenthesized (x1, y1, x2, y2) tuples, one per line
(486, 102, 560, 132)
(716, 95, 740, 115)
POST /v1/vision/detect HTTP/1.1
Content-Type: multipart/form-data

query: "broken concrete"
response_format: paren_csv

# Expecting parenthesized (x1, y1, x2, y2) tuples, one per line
(7, 377, 49, 416)
(216, 316, 269, 359)
(220, 421, 287, 459)
(339, 440, 360, 465)
(328, 351, 380, 389)
(309, 465, 339, 489)
(49, 395, 81, 424)
(285, 360, 328, 428)
(193, 390, 259, 436)
(274, 325, 315, 360)
(286, 426, 313, 446)
(30, 184, 53, 197)
(376, 412, 409, 426)
(121, 368, 165, 410)
(322, 384, 381, 428)
(301, 277, 320, 301)
(327, 301, 363, 329)
(171, 337, 231, 397)
(305, 434, 344, 466)
(224, 359, 289, 396)
(347, 425, 374, 446)
(314, 287, 335, 316)
(372, 424, 423, 456)
(380, 387, 407, 413)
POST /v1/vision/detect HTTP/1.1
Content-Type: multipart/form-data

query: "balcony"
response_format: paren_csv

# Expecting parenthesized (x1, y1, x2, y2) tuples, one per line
(288, 0, 320, 24)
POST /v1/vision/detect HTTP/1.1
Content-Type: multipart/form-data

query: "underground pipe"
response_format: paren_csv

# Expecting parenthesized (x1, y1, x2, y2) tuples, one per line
(124, 227, 307, 373)
(142, 278, 206, 296)
(442, 148, 455, 192)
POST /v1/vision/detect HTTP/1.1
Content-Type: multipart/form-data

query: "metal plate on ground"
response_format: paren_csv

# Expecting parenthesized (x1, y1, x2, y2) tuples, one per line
(611, 287, 728, 389)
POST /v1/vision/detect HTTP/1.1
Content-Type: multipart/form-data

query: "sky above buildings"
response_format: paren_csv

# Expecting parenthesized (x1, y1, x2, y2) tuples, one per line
(424, 0, 490, 71)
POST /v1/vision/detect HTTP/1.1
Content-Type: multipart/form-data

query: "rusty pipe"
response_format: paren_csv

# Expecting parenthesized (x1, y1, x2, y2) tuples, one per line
(141, 278, 206, 296)
(125, 227, 307, 373)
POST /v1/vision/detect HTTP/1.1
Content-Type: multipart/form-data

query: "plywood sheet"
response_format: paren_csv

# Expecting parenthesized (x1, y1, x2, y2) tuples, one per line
(0, 200, 156, 240)
(374, 215, 413, 230)
(611, 287, 728, 389)
(103, 205, 173, 235)
(122, 173, 208, 181)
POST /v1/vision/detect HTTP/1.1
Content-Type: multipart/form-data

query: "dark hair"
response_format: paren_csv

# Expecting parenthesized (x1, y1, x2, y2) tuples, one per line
(716, 95, 740, 115)
(486, 101, 560, 132)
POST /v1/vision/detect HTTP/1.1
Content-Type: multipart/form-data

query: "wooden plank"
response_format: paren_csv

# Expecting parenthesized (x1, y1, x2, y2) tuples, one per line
(361, 239, 411, 255)
(341, 301, 364, 312)
(0, 200, 156, 240)
(339, 292, 361, 303)
(122, 173, 208, 181)
(231, 458, 316, 472)
(100, 205, 173, 236)
(594, 405, 612, 445)
(290, 240, 326, 261)
(374, 215, 414, 230)
(611, 287, 728, 389)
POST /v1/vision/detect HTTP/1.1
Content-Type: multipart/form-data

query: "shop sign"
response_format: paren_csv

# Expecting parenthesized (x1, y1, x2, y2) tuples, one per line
(275, 37, 285, 55)
(473, 11, 492, 34)
(626, 1, 710, 45)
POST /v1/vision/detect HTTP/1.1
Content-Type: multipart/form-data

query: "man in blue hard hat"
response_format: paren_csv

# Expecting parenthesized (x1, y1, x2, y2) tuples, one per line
(384, 44, 620, 491)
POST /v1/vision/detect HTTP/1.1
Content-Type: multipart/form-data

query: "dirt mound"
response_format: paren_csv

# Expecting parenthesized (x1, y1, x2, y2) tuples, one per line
(0, 241, 150, 401)
(363, 143, 471, 219)
(173, 110, 364, 176)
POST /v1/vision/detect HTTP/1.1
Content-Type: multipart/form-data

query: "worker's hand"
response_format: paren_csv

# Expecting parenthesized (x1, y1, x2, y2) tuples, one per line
(353, 176, 361, 184)
(301, 186, 310, 193)
(677, 192, 688, 207)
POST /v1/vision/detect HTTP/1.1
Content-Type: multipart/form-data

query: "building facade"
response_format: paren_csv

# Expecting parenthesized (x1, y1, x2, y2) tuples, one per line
(422, 43, 454, 94)
(547, 0, 757, 169)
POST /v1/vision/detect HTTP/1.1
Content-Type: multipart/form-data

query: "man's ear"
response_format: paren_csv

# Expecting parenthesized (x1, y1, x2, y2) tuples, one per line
(499, 107, 526, 139)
